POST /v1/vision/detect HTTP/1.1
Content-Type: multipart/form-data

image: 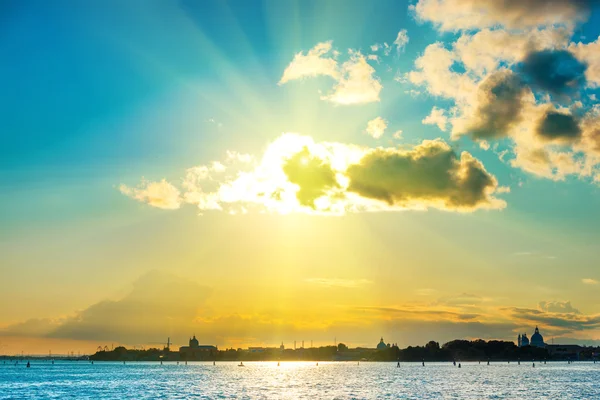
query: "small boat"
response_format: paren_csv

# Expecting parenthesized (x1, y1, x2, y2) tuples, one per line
(238, 362, 244, 367)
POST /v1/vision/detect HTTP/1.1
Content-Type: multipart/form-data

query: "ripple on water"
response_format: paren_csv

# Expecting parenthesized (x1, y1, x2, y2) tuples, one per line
(1, 361, 600, 399)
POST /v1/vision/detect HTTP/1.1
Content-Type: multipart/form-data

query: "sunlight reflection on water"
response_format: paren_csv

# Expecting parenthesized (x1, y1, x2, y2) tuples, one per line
(1, 361, 599, 399)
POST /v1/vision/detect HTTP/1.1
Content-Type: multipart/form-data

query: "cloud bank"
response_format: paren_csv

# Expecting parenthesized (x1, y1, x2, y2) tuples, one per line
(120, 134, 507, 215)
(407, 4, 600, 182)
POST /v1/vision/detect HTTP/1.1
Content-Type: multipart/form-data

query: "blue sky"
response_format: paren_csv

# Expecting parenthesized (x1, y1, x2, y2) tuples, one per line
(2, 0, 600, 353)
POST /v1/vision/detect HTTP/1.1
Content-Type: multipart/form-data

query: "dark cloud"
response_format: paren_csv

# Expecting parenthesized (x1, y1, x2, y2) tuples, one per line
(465, 71, 528, 139)
(505, 305, 600, 332)
(491, 0, 598, 17)
(0, 318, 62, 337)
(520, 50, 587, 96)
(346, 140, 501, 210)
(414, 0, 599, 31)
(46, 270, 212, 343)
(282, 147, 339, 208)
(536, 110, 582, 142)
(355, 306, 480, 321)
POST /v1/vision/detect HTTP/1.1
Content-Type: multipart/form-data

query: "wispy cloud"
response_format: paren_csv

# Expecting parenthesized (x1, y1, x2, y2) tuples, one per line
(279, 42, 382, 105)
(582, 278, 598, 285)
(304, 278, 373, 288)
(119, 179, 182, 210)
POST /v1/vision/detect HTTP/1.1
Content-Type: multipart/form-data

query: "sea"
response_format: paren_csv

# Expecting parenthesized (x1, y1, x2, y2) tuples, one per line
(1, 361, 599, 399)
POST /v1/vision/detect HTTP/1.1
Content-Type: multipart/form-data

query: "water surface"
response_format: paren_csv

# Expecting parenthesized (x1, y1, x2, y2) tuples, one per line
(1, 361, 599, 399)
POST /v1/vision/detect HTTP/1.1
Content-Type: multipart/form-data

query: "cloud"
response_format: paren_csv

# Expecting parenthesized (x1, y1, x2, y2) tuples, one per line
(436, 293, 486, 307)
(535, 110, 581, 142)
(412, 0, 596, 31)
(121, 134, 506, 215)
(452, 28, 572, 77)
(0, 318, 64, 337)
(422, 106, 449, 131)
(280, 43, 382, 105)
(538, 300, 580, 314)
(408, 42, 477, 101)
(394, 29, 409, 53)
(345, 139, 504, 211)
(519, 49, 587, 96)
(47, 271, 212, 343)
(452, 70, 530, 140)
(407, 23, 600, 182)
(569, 36, 600, 87)
(505, 301, 600, 333)
(282, 147, 340, 208)
(582, 278, 598, 285)
(356, 305, 480, 321)
(279, 41, 339, 84)
(365, 116, 388, 139)
(321, 51, 382, 104)
(579, 105, 600, 156)
(119, 179, 182, 210)
(304, 278, 373, 288)
(0, 271, 213, 344)
(393, 130, 403, 139)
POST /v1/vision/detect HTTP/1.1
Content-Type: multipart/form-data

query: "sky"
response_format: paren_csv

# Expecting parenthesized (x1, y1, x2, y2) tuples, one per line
(2, 0, 600, 355)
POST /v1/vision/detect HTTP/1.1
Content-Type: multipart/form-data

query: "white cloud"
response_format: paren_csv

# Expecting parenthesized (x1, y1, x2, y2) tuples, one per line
(321, 51, 382, 105)
(582, 278, 598, 285)
(279, 41, 339, 84)
(394, 29, 409, 53)
(569, 36, 600, 87)
(280, 43, 382, 105)
(422, 106, 448, 131)
(304, 278, 373, 288)
(393, 130, 403, 139)
(365, 116, 388, 139)
(408, 42, 477, 101)
(121, 134, 506, 215)
(119, 179, 182, 210)
(407, 24, 600, 183)
(412, 0, 591, 31)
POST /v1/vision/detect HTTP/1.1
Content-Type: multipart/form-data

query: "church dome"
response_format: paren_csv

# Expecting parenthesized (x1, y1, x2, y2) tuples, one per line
(377, 338, 387, 350)
(530, 326, 545, 347)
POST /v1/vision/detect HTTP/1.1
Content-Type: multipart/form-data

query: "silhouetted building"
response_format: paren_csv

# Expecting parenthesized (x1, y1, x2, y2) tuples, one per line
(546, 344, 583, 360)
(518, 327, 545, 348)
(179, 335, 217, 359)
(530, 326, 545, 348)
(377, 337, 389, 350)
(518, 333, 529, 347)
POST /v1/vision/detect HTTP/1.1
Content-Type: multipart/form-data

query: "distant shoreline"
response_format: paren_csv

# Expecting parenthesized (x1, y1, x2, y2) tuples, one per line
(84, 339, 598, 363)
